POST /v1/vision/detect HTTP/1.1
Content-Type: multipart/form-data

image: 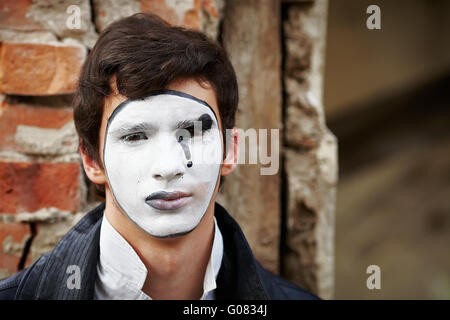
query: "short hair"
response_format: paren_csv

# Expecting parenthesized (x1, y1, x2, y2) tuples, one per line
(73, 13, 238, 169)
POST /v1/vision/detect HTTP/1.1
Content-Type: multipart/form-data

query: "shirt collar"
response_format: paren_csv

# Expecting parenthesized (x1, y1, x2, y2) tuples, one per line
(202, 215, 223, 299)
(95, 214, 223, 300)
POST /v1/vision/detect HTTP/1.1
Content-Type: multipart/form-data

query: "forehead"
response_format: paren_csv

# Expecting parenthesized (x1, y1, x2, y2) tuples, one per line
(101, 79, 223, 138)
(107, 91, 218, 128)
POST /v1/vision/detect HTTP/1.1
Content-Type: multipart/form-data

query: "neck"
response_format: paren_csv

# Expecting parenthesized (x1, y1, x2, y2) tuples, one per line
(104, 193, 215, 300)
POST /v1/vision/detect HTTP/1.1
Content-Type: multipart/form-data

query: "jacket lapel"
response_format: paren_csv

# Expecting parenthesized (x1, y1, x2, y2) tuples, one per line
(214, 203, 269, 299)
(16, 202, 269, 300)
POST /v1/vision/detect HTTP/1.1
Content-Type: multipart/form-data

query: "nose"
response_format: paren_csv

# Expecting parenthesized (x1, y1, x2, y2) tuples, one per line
(152, 169, 184, 182)
(151, 133, 187, 182)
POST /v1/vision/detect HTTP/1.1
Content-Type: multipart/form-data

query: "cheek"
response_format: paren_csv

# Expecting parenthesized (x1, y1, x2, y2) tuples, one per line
(188, 143, 221, 200)
(190, 132, 223, 166)
(105, 146, 147, 187)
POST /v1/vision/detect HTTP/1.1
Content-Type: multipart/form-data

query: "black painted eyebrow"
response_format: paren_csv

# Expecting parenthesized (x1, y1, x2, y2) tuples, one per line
(107, 89, 218, 126)
(176, 119, 196, 129)
(175, 114, 214, 130)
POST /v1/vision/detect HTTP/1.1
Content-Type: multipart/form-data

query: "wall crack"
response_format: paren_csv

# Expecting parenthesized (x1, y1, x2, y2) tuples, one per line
(18, 222, 36, 271)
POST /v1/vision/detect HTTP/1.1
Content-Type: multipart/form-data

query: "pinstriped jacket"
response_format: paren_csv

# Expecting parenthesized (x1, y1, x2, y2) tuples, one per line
(0, 202, 319, 300)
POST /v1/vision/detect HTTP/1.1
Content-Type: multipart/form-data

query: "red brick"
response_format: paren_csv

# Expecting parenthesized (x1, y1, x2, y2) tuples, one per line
(0, 0, 43, 31)
(0, 101, 73, 152)
(0, 42, 86, 95)
(0, 162, 82, 214)
(183, 2, 201, 30)
(0, 221, 31, 277)
(201, 0, 219, 19)
(140, 0, 180, 27)
(95, 0, 220, 32)
(139, 0, 212, 30)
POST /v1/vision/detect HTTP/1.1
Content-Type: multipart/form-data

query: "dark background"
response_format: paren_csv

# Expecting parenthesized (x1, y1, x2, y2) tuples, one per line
(325, 0, 450, 299)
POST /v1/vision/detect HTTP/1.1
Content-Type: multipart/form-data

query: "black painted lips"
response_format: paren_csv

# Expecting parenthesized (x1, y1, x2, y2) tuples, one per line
(146, 191, 190, 201)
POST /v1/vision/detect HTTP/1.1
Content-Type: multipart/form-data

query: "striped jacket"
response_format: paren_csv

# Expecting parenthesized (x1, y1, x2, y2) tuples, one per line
(0, 202, 319, 300)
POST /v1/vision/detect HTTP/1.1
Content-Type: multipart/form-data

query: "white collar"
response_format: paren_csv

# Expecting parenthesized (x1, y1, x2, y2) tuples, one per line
(94, 213, 223, 300)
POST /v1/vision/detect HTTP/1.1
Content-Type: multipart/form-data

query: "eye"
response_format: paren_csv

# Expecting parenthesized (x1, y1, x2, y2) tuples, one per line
(121, 132, 148, 143)
(176, 128, 192, 143)
(198, 114, 213, 132)
(185, 126, 195, 137)
(184, 122, 212, 137)
(175, 116, 214, 143)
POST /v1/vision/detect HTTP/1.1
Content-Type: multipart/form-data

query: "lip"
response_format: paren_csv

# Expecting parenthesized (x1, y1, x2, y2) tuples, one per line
(145, 191, 192, 210)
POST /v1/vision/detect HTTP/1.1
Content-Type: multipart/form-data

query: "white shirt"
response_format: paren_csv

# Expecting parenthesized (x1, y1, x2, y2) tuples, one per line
(94, 214, 224, 300)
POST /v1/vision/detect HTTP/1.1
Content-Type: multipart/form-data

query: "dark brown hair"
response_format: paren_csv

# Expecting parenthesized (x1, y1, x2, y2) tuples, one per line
(73, 13, 238, 169)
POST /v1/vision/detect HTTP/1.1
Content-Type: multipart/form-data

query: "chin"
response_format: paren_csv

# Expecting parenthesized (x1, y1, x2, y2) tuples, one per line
(137, 217, 201, 239)
(148, 227, 196, 239)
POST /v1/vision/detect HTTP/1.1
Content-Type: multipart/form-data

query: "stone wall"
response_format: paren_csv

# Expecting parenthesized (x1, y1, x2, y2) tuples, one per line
(282, 1, 337, 299)
(218, 0, 282, 275)
(0, 0, 336, 299)
(0, 0, 94, 278)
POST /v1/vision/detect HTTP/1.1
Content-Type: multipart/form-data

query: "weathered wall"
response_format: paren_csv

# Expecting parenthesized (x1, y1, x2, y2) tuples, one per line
(0, 0, 94, 279)
(0, 0, 336, 299)
(218, 0, 282, 274)
(282, 0, 337, 299)
(0, 0, 223, 280)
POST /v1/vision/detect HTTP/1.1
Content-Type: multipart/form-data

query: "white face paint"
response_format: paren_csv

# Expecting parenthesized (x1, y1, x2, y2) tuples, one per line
(103, 90, 223, 238)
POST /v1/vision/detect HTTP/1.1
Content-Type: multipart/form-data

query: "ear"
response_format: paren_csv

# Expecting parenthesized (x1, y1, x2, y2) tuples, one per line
(80, 143, 107, 185)
(221, 127, 239, 176)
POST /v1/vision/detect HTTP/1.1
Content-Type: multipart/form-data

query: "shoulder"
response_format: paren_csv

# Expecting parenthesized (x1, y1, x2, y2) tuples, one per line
(0, 270, 26, 300)
(255, 261, 321, 300)
(0, 253, 51, 300)
(0, 203, 105, 300)
(214, 202, 320, 300)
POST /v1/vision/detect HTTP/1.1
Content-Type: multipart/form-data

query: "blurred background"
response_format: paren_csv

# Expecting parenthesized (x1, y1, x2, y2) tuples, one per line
(325, 0, 450, 299)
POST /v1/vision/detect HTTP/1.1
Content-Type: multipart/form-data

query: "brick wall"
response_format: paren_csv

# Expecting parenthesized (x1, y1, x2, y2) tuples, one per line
(0, 0, 336, 298)
(0, 0, 223, 280)
(0, 0, 89, 277)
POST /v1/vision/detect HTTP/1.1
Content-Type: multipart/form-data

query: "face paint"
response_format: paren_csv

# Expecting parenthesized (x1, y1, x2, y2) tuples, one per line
(103, 90, 223, 238)
(176, 127, 192, 167)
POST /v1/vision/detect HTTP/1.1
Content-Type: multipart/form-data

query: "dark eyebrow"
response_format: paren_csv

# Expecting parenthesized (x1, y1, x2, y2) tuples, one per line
(111, 122, 157, 135)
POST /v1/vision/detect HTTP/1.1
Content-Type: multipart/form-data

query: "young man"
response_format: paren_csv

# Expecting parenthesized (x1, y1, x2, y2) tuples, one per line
(0, 13, 318, 300)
